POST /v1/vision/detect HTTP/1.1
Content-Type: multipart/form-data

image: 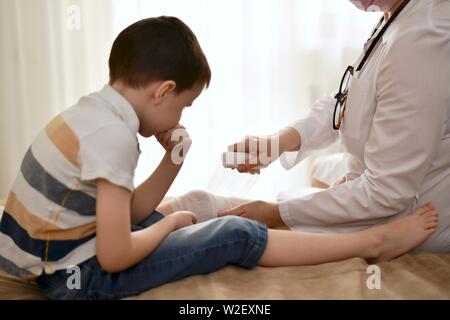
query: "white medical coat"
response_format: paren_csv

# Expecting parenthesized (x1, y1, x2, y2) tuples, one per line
(279, 0, 450, 252)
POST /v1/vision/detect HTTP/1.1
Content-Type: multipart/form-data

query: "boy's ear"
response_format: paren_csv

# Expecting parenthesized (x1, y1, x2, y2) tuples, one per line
(153, 80, 176, 105)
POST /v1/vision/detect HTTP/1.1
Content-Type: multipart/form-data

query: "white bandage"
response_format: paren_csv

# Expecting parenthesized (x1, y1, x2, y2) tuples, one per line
(164, 190, 248, 223)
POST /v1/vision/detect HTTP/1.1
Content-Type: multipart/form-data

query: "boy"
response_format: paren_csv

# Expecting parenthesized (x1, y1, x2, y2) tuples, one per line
(0, 16, 438, 300)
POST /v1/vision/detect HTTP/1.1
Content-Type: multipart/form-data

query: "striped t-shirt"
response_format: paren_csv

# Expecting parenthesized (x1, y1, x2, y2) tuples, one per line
(0, 85, 140, 279)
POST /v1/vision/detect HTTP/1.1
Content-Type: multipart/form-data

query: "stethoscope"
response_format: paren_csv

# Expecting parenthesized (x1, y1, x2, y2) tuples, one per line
(332, 0, 411, 130)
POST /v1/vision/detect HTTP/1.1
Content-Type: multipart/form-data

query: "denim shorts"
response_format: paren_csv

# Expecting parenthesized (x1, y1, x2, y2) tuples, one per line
(36, 211, 268, 300)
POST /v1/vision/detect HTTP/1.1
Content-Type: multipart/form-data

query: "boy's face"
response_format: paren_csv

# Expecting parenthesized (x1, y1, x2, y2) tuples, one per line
(138, 82, 205, 137)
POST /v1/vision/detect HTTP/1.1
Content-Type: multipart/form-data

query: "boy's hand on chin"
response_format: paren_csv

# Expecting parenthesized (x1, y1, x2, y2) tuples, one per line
(156, 124, 189, 152)
(156, 124, 192, 163)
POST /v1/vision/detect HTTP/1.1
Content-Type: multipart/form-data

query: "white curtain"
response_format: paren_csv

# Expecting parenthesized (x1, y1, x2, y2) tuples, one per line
(0, 0, 114, 198)
(0, 0, 380, 201)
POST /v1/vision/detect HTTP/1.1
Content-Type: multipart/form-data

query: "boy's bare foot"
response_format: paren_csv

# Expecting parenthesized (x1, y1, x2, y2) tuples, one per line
(367, 203, 439, 262)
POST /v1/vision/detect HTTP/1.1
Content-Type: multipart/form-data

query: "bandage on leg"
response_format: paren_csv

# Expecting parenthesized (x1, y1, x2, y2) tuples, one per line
(161, 190, 249, 223)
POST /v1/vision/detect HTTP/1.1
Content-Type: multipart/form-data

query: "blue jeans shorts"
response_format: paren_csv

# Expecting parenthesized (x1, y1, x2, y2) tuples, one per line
(36, 211, 268, 300)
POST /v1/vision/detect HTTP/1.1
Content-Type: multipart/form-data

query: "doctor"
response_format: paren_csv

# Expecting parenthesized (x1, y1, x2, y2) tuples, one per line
(219, 0, 450, 253)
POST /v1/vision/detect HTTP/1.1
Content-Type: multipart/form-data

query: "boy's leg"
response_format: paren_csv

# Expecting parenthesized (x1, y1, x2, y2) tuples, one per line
(157, 190, 250, 223)
(258, 204, 439, 266)
(39, 215, 268, 300)
(38, 205, 437, 299)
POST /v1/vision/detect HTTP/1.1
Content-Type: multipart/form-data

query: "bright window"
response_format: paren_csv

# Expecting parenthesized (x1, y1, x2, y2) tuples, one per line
(112, 0, 380, 200)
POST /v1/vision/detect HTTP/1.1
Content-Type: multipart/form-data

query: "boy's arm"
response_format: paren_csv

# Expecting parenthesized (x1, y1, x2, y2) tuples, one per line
(96, 179, 196, 273)
(131, 124, 191, 224)
(131, 152, 182, 224)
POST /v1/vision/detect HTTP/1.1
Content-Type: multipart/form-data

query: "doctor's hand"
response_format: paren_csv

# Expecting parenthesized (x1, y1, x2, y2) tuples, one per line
(330, 176, 348, 188)
(227, 135, 280, 174)
(217, 200, 286, 229)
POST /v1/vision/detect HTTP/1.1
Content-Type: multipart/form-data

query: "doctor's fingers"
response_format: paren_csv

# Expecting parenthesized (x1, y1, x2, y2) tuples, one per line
(235, 165, 262, 175)
(217, 204, 246, 217)
(248, 169, 261, 175)
(228, 135, 267, 154)
(332, 176, 348, 187)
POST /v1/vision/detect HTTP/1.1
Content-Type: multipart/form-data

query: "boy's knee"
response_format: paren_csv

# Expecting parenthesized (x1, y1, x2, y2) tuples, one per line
(218, 216, 258, 240)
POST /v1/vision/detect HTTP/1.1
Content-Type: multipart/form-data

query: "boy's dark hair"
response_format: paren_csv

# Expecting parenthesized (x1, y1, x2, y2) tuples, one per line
(109, 16, 211, 92)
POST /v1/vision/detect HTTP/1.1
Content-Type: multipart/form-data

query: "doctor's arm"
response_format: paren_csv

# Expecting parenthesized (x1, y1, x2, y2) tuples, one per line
(278, 94, 341, 170)
(277, 31, 450, 227)
(220, 95, 342, 226)
(230, 94, 340, 174)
